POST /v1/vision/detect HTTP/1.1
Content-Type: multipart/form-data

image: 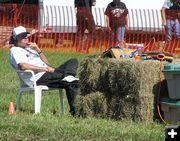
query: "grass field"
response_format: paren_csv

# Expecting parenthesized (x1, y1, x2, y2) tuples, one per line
(0, 48, 165, 141)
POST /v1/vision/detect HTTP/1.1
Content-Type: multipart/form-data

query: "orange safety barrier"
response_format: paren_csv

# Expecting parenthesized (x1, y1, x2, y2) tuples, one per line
(0, 4, 179, 54)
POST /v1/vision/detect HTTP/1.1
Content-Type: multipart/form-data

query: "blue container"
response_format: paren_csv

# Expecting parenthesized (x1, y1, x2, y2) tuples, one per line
(163, 63, 180, 99)
(161, 98, 180, 122)
(163, 63, 180, 72)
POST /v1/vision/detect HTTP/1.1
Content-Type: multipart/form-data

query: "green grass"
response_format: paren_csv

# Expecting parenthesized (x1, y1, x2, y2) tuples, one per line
(0, 48, 165, 141)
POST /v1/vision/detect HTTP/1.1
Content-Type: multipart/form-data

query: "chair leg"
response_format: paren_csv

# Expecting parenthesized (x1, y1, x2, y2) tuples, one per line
(16, 90, 22, 112)
(34, 87, 42, 113)
(59, 89, 64, 114)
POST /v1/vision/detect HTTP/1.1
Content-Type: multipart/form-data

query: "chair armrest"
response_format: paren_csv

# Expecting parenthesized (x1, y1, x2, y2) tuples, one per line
(16, 69, 37, 87)
(16, 69, 34, 74)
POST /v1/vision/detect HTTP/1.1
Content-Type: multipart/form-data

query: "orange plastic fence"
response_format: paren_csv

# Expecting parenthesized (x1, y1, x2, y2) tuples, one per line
(0, 4, 179, 54)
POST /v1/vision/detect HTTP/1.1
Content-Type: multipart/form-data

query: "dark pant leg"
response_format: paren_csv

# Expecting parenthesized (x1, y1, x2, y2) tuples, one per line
(75, 10, 90, 51)
(86, 14, 96, 39)
(64, 84, 77, 116)
(76, 11, 86, 38)
(36, 72, 63, 87)
(54, 58, 78, 77)
(36, 72, 78, 116)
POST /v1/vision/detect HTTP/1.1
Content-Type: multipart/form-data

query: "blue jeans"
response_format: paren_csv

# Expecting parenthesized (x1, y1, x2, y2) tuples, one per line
(112, 26, 125, 47)
(165, 19, 180, 42)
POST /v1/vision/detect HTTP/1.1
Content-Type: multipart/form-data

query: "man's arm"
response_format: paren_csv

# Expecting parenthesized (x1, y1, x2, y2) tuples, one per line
(161, 0, 169, 26)
(125, 14, 129, 30)
(38, 51, 49, 65)
(18, 63, 54, 72)
(22, 42, 55, 72)
(106, 16, 111, 30)
(105, 5, 111, 30)
(27, 42, 49, 65)
(161, 7, 167, 26)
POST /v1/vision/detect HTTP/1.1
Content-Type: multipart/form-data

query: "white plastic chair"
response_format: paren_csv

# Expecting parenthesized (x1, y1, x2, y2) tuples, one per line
(15, 70, 64, 114)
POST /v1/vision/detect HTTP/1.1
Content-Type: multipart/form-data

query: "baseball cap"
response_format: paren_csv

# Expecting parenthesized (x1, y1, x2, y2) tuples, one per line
(9, 26, 30, 44)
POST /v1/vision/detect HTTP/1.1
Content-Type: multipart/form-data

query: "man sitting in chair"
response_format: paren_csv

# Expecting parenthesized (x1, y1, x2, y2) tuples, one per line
(9, 26, 79, 116)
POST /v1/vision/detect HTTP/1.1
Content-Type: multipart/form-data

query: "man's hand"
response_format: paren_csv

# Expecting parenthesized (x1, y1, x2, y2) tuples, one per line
(162, 21, 166, 27)
(45, 66, 55, 72)
(125, 24, 129, 30)
(106, 26, 111, 32)
(27, 42, 41, 53)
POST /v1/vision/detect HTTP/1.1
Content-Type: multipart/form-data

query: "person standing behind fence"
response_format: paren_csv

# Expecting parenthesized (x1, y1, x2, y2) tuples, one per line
(161, 0, 180, 43)
(105, 0, 128, 48)
(74, 0, 96, 52)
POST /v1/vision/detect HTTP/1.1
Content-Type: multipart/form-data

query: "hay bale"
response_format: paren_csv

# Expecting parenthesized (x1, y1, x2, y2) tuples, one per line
(78, 58, 101, 94)
(134, 95, 154, 122)
(75, 91, 155, 122)
(107, 60, 165, 96)
(107, 94, 136, 120)
(75, 91, 107, 118)
(77, 57, 169, 122)
(106, 94, 154, 122)
(78, 57, 112, 94)
(107, 59, 138, 97)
